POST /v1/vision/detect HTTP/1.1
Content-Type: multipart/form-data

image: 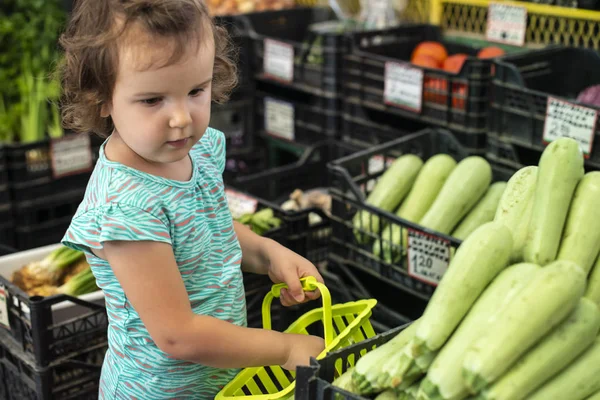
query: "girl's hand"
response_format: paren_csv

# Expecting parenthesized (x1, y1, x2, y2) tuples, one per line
(281, 333, 325, 371)
(264, 240, 324, 307)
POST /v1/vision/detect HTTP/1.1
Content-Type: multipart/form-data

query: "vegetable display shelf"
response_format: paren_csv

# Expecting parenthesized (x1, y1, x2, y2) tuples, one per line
(0, 327, 105, 400)
(489, 46, 600, 170)
(328, 128, 514, 299)
(295, 323, 409, 400)
(344, 24, 494, 144)
(5, 134, 103, 203)
(255, 80, 342, 147)
(343, 100, 483, 154)
(212, 97, 255, 153)
(431, 0, 600, 50)
(0, 245, 108, 368)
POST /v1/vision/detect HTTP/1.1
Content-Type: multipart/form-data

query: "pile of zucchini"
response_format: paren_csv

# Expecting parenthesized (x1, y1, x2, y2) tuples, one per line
(333, 138, 600, 400)
(355, 152, 508, 265)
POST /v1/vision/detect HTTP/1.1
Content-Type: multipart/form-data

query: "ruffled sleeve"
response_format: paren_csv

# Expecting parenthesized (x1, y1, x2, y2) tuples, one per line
(209, 128, 227, 174)
(62, 203, 171, 253)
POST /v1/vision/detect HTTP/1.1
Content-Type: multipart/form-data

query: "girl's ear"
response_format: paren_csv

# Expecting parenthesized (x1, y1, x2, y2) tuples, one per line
(100, 102, 111, 118)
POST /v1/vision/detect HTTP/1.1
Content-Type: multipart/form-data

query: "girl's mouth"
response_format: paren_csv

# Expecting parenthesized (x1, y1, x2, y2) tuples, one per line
(167, 138, 189, 148)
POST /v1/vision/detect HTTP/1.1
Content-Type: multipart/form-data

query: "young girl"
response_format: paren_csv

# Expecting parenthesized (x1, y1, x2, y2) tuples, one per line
(58, 0, 325, 398)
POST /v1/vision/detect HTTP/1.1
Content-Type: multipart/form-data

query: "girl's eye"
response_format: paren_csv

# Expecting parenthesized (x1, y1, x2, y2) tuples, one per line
(141, 97, 162, 106)
(189, 88, 204, 97)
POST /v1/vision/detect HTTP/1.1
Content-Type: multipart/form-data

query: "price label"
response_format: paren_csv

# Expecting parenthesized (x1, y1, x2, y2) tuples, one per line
(0, 286, 10, 329)
(407, 229, 451, 286)
(384, 62, 423, 113)
(543, 97, 597, 157)
(486, 2, 527, 46)
(365, 155, 396, 192)
(225, 189, 258, 220)
(265, 97, 295, 141)
(264, 39, 294, 83)
(50, 134, 93, 179)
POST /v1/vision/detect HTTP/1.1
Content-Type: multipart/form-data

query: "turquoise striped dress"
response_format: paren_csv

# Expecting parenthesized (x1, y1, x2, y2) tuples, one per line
(62, 128, 247, 399)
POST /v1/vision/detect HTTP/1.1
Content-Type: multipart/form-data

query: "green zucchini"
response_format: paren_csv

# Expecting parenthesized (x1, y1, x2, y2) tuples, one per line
(586, 391, 600, 400)
(376, 390, 400, 400)
(452, 182, 507, 240)
(332, 367, 359, 394)
(353, 155, 424, 244)
(379, 223, 512, 388)
(557, 171, 600, 274)
(353, 320, 421, 394)
(412, 222, 512, 356)
(419, 156, 492, 235)
(477, 297, 600, 400)
(528, 336, 600, 400)
(524, 138, 584, 265)
(585, 254, 600, 307)
(374, 154, 457, 263)
(419, 263, 541, 400)
(462, 260, 587, 392)
(493, 166, 538, 262)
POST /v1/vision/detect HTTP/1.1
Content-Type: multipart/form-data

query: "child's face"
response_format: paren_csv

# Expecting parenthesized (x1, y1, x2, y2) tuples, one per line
(104, 28, 215, 164)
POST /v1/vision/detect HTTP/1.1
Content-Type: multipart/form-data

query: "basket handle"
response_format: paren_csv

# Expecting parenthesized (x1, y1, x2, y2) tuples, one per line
(261, 276, 334, 346)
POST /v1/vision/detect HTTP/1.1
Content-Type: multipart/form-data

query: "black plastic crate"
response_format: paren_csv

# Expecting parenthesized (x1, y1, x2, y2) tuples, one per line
(239, 7, 347, 97)
(490, 46, 600, 169)
(295, 323, 409, 400)
(6, 135, 102, 203)
(14, 217, 74, 251)
(223, 144, 268, 184)
(0, 329, 105, 400)
(255, 81, 342, 146)
(212, 97, 254, 152)
(0, 268, 107, 367)
(328, 128, 513, 299)
(0, 146, 8, 188)
(345, 25, 494, 143)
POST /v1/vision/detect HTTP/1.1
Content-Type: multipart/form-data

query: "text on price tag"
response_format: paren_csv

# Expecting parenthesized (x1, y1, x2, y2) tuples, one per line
(265, 97, 295, 141)
(543, 97, 597, 157)
(486, 2, 527, 47)
(407, 229, 451, 286)
(0, 286, 10, 329)
(384, 61, 423, 113)
(264, 39, 294, 83)
(225, 189, 258, 220)
(50, 134, 93, 179)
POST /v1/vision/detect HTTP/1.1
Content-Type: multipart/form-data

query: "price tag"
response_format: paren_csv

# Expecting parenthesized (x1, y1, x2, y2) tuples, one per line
(225, 189, 258, 220)
(486, 2, 527, 46)
(543, 97, 597, 157)
(407, 229, 451, 286)
(50, 134, 93, 179)
(265, 97, 295, 141)
(0, 286, 10, 329)
(264, 39, 294, 83)
(384, 62, 423, 113)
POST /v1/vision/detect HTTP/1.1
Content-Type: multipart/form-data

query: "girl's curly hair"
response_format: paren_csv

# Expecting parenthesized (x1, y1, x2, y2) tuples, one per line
(59, 0, 238, 137)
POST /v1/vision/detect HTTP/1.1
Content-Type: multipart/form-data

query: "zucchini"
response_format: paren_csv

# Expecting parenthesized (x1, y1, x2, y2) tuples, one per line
(462, 260, 587, 392)
(528, 336, 600, 400)
(332, 367, 359, 394)
(374, 154, 457, 263)
(585, 254, 600, 307)
(452, 182, 507, 240)
(477, 297, 600, 400)
(557, 171, 600, 274)
(353, 154, 423, 244)
(587, 391, 600, 400)
(493, 166, 538, 262)
(353, 320, 420, 394)
(419, 156, 492, 235)
(376, 390, 400, 400)
(419, 263, 541, 400)
(413, 222, 512, 356)
(524, 138, 584, 265)
(382, 222, 513, 389)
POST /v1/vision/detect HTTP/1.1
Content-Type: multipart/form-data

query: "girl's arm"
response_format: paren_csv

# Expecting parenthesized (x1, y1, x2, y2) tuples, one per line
(102, 240, 324, 369)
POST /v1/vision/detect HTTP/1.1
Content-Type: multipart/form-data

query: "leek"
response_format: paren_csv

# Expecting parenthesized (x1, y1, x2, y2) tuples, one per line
(57, 266, 98, 296)
(27, 246, 85, 285)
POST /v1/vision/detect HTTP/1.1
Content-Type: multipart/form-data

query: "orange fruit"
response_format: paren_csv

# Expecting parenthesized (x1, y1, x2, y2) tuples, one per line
(411, 42, 448, 65)
(411, 54, 442, 69)
(477, 46, 505, 59)
(443, 53, 469, 74)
